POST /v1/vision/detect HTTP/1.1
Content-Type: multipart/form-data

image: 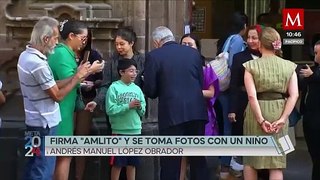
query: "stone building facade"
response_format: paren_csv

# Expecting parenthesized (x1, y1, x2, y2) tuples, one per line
(0, 0, 280, 94)
(0, 0, 189, 84)
(1, 0, 298, 122)
(0, 0, 193, 123)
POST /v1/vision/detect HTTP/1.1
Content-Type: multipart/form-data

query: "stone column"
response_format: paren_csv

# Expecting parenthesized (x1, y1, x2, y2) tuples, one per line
(147, 0, 188, 49)
(105, 0, 147, 53)
(132, 0, 146, 53)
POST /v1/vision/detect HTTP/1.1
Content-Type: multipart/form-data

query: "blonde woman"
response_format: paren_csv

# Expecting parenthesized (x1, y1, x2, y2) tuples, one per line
(242, 27, 299, 180)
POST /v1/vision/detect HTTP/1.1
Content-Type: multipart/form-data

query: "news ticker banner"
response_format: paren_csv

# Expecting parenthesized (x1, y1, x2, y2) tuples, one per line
(26, 135, 296, 157)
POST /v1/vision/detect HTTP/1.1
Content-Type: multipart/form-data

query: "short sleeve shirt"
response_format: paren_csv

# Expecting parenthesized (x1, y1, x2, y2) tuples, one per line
(48, 43, 78, 135)
(17, 45, 61, 128)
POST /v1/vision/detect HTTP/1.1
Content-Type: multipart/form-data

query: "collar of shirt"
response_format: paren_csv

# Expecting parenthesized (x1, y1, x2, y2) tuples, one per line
(57, 43, 76, 59)
(26, 45, 47, 61)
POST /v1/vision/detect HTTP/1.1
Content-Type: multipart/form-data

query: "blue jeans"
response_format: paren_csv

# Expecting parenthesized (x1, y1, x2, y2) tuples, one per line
(218, 92, 232, 166)
(24, 125, 57, 180)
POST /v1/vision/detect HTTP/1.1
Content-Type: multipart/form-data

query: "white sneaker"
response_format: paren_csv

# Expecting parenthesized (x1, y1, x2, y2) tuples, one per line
(219, 172, 230, 179)
(230, 157, 244, 171)
(230, 169, 243, 178)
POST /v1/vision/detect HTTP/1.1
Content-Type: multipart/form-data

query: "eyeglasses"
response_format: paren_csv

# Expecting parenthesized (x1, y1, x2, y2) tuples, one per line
(76, 34, 88, 41)
(181, 42, 195, 47)
(125, 69, 140, 74)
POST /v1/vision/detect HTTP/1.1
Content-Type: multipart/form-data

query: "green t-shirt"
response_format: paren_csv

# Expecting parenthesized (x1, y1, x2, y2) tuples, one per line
(48, 43, 78, 135)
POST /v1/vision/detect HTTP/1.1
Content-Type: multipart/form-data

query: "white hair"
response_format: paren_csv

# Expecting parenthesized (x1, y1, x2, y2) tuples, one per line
(152, 26, 175, 44)
(30, 16, 59, 46)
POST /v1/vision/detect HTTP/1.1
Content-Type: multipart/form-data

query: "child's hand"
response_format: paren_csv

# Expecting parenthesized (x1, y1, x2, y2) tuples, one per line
(129, 99, 141, 109)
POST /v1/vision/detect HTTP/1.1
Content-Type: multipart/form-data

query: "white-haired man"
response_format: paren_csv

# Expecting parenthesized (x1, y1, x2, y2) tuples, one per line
(144, 26, 209, 180)
(17, 16, 89, 180)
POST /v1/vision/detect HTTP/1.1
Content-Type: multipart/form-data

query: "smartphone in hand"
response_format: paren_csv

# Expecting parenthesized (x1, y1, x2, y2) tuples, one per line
(81, 51, 90, 64)
(302, 64, 308, 69)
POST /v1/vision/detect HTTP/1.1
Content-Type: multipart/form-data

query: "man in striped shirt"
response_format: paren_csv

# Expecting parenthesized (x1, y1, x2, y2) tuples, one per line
(17, 16, 89, 180)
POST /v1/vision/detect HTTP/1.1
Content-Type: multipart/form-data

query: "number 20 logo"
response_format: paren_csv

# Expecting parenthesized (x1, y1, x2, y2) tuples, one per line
(25, 136, 41, 157)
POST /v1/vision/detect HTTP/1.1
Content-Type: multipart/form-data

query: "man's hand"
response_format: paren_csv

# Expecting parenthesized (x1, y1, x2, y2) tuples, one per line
(228, 113, 236, 122)
(85, 101, 97, 112)
(299, 64, 313, 78)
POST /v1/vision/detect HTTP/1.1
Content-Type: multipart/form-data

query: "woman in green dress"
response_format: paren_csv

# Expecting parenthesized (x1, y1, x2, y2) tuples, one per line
(48, 20, 103, 180)
(242, 27, 299, 180)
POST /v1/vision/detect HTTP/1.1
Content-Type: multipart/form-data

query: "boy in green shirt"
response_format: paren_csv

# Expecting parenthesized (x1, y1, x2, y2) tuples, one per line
(106, 59, 146, 180)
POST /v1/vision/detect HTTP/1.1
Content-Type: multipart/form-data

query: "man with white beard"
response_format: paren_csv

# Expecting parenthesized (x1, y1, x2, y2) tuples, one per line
(17, 16, 89, 180)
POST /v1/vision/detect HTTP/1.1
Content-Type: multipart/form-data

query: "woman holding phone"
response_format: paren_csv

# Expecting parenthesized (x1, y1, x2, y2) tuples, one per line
(48, 20, 104, 180)
(74, 29, 104, 180)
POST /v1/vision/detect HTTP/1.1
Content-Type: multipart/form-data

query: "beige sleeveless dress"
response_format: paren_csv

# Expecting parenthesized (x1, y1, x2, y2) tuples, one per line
(242, 55, 297, 169)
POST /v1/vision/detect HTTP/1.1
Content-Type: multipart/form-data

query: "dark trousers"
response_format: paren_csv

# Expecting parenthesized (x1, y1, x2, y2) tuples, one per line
(159, 120, 209, 180)
(303, 112, 320, 180)
(231, 92, 247, 136)
(231, 111, 245, 136)
(105, 114, 112, 135)
(214, 100, 224, 135)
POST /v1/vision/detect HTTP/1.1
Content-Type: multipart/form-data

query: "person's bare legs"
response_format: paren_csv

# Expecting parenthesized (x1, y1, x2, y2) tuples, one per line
(111, 166, 122, 180)
(180, 157, 188, 180)
(75, 110, 93, 180)
(269, 169, 283, 180)
(126, 166, 136, 180)
(243, 165, 257, 180)
(54, 156, 72, 180)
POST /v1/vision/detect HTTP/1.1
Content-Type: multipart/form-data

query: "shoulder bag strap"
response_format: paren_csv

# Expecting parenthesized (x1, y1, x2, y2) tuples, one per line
(222, 34, 236, 53)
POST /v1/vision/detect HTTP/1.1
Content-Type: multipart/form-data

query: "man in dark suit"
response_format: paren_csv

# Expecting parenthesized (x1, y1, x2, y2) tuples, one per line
(228, 49, 254, 135)
(299, 40, 320, 180)
(144, 26, 209, 180)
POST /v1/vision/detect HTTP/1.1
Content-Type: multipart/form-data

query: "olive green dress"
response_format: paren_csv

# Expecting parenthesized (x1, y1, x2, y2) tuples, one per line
(48, 43, 78, 136)
(242, 55, 297, 169)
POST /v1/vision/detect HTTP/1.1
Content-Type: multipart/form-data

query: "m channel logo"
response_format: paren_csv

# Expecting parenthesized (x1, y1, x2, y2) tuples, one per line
(24, 130, 41, 157)
(282, 9, 304, 45)
(282, 8, 304, 30)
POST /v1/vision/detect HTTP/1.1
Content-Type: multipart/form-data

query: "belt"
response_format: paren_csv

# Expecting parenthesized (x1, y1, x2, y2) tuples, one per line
(257, 92, 287, 100)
